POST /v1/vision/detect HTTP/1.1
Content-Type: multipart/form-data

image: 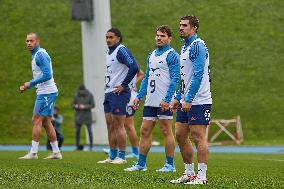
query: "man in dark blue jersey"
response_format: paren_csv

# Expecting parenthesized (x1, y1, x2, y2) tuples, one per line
(98, 28, 139, 164)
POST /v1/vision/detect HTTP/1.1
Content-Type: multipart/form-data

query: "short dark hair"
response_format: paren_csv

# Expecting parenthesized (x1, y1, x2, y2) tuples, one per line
(107, 28, 123, 42)
(156, 25, 173, 37)
(27, 32, 39, 39)
(180, 15, 199, 32)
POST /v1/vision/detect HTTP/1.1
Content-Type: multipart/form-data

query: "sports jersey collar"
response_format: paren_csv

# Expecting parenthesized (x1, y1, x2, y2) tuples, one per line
(31, 46, 40, 59)
(183, 34, 198, 47)
(108, 42, 121, 55)
(155, 44, 170, 56)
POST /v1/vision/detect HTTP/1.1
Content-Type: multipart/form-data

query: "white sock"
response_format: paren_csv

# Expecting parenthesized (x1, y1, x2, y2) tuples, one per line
(50, 141, 60, 153)
(198, 163, 207, 180)
(185, 163, 195, 176)
(30, 140, 39, 153)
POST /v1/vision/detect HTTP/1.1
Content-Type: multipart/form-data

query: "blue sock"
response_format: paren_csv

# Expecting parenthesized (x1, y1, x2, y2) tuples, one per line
(118, 150, 126, 160)
(132, 146, 139, 155)
(166, 156, 174, 166)
(110, 148, 118, 160)
(137, 154, 147, 167)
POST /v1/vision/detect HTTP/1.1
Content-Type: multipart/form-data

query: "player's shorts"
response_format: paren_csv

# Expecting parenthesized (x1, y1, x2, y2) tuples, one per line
(126, 105, 136, 117)
(176, 104, 211, 125)
(143, 106, 173, 121)
(104, 90, 131, 115)
(33, 92, 58, 116)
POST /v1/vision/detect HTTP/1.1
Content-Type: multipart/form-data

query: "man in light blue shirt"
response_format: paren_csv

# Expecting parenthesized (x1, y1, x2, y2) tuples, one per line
(125, 25, 180, 172)
(19, 32, 62, 160)
(170, 15, 212, 185)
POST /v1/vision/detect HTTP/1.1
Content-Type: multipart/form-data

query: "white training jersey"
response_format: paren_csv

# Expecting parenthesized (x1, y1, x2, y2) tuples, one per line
(144, 48, 174, 107)
(32, 49, 58, 95)
(180, 38, 212, 105)
(105, 44, 129, 94)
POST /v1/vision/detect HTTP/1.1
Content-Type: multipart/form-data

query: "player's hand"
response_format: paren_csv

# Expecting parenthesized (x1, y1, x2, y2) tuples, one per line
(19, 85, 26, 93)
(19, 82, 30, 93)
(79, 104, 86, 109)
(170, 99, 179, 113)
(181, 101, 192, 112)
(133, 98, 140, 110)
(113, 85, 124, 94)
(160, 101, 170, 112)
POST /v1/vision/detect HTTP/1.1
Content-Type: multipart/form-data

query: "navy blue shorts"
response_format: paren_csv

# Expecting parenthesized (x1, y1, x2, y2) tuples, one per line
(33, 93, 58, 116)
(143, 106, 173, 121)
(176, 104, 211, 125)
(104, 90, 131, 115)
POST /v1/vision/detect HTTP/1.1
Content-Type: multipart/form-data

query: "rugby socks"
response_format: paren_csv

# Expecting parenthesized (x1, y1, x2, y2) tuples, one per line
(137, 154, 147, 167)
(132, 146, 139, 155)
(30, 140, 39, 153)
(50, 141, 60, 153)
(166, 156, 174, 167)
(118, 150, 126, 160)
(185, 163, 195, 176)
(110, 148, 118, 160)
(198, 163, 207, 180)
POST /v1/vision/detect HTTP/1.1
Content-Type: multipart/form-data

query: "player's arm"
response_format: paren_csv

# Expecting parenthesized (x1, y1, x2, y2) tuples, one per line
(184, 41, 207, 103)
(20, 51, 52, 92)
(116, 47, 139, 91)
(175, 87, 182, 101)
(136, 55, 150, 101)
(136, 69, 145, 83)
(163, 51, 180, 103)
(29, 51, 52, 88)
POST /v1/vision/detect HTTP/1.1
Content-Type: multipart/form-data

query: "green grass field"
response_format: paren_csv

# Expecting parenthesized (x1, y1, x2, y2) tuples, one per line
(0, 152, 283, 188)
(0, 0, 284, 145)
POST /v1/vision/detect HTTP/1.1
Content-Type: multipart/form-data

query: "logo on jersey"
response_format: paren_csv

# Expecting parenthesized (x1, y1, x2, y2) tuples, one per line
(106, 65, 112, 74)
(150, 67, 160, 76)
(190, 116, 196, 121)
(115, 108, 121, 113)
(204, 109, 210, 121)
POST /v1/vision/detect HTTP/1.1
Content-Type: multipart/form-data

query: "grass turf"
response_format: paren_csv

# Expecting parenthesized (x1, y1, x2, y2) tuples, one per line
(0, 151, 283, 188)
(0, 0, 284, 145)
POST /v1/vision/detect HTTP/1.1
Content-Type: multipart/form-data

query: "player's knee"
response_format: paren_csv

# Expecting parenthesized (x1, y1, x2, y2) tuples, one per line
(191, 131, 205, 144)
(140, 127, 151, 138)
(175, 133, 185, 144)
(32, 117, 42, 127)
(160, 127, 170, 137)
(175, 129, 187, 141)
(124, 123, 131, 132)
(112, 117, 123, 128)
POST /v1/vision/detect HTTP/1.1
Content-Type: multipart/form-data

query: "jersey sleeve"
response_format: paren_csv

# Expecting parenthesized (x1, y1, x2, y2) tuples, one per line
(29, 51, 52, 88)
(184, 41, 207, 103)
(136, 55, 150, 100)
(117, 46, 139, 88)
(163, 51, 180, 103)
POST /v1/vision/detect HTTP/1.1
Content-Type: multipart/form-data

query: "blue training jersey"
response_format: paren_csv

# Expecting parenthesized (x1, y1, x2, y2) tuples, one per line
(30, 46, 58, 95)
(176, 34, 212, 105)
